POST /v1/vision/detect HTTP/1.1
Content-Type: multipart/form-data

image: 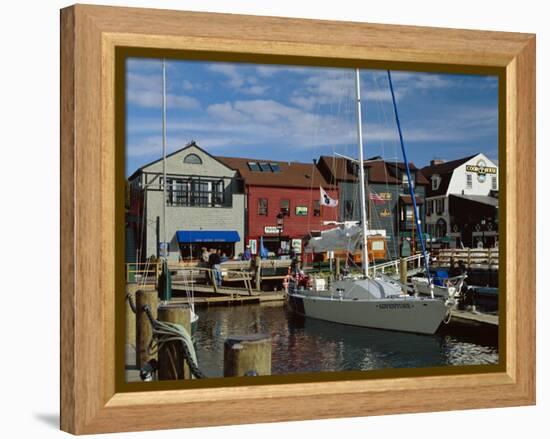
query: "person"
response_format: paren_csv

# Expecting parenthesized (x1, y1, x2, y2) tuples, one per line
(201, 247, 209, 264)
(208, 248, 222, 286)
(220, 252, 229, 263)
(242, 245, 251, 261)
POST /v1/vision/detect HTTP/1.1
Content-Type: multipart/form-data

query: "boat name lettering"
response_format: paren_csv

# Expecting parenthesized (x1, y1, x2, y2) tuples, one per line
(377, 303, 414, 309)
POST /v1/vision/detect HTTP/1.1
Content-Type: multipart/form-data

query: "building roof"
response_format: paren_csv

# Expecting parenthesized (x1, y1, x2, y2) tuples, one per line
(449, 194, 499, 208)
(216, 156, 335, 189)
(421, 154, 478, 197)
(127, 141, 234, 181)
(317, 156, 428, 186)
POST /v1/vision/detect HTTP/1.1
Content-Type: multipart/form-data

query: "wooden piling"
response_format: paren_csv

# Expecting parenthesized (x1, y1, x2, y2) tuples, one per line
(157, 305, 192, 380)
(135, 288, 159, 370)
(400, 257, 408, 292)
(223, 334, 271, 377)
(254, 255, 262, 291)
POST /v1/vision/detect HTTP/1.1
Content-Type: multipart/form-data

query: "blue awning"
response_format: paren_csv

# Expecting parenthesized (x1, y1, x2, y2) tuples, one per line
(176, 230, 240, 243)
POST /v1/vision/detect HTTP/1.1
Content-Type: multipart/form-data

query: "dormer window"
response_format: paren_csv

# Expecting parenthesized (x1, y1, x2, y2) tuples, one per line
(184, 153, 202, 165)
(432, 174, 441, 191)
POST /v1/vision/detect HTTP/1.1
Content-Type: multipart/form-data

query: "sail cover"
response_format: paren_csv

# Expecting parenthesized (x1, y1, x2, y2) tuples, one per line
(305, 223, 363, 253)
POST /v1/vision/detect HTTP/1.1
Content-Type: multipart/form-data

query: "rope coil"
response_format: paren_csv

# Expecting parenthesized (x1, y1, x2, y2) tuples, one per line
(142, 305, 206, 379)
(126, 293, 137, 314)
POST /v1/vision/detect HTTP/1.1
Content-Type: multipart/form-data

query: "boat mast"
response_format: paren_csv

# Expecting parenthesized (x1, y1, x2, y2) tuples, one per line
(354, 69, 369, 278)
(162, 59, 167, 259)
(386, 70, 432, 284)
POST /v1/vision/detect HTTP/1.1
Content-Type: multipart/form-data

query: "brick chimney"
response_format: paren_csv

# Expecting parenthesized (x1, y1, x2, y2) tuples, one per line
(430, 159, 445, 166)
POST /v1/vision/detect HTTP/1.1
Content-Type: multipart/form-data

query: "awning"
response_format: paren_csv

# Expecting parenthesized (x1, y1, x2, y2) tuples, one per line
(176, 230, 240, 243)
(400, 194, 424, 205)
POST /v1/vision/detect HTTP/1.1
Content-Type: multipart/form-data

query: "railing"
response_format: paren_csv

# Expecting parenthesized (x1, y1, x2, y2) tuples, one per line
(126, 261, 255, 294)
(369, 253, 426, 277)
(432, 248, 499, 270)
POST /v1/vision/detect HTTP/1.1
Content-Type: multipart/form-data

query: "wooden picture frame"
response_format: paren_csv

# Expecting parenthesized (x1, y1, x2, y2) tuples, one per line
(60, 4, 535, 434)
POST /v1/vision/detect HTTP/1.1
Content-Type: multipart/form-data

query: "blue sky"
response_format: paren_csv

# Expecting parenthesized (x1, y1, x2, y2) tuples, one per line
(125, 58, 498, 176)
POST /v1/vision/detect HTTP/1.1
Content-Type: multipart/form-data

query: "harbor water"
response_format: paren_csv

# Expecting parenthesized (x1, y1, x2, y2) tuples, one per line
(194, 302, 499, 377)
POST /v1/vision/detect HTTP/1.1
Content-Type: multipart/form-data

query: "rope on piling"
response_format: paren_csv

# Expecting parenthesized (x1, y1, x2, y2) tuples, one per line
(126, 293, 137, 314)
(142, 305, 207, 379)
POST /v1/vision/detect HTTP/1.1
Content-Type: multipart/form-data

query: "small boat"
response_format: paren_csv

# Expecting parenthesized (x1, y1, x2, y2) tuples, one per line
(412, 274, 467, 300)
(287, 69, 451, 335)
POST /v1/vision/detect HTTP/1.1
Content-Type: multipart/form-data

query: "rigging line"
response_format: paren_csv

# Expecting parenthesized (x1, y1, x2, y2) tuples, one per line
(386, 70, 431, 284)
(162, 58, 167, 259)
(372, 71, 399, 259)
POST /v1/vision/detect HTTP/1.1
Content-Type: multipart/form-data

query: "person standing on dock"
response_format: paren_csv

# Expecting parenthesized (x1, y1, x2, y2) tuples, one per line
(201, 247, 209, 264)
(208, 248, 222, 286)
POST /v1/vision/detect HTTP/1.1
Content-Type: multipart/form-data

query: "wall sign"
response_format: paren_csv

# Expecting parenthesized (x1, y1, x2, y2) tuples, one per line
(466, 159, 497, 183)
(264, 226, 280, 234)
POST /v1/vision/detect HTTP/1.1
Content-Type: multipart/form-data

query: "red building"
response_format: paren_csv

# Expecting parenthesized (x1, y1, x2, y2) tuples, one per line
(217, 157, 339, 256)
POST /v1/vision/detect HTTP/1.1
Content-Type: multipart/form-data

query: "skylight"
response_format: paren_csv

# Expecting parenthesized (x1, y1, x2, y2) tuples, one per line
(248, 162, 261, 171)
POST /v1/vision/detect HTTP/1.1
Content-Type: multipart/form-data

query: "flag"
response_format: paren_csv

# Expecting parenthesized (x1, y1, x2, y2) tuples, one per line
(369, 191, 385, 205)
(320, 187, 338, 207)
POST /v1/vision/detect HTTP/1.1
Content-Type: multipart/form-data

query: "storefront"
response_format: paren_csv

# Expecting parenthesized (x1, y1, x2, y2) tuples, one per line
(176, 230, 240, 260)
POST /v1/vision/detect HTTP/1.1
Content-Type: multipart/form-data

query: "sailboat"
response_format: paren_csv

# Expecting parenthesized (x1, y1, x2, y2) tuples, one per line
(158, 59, 199, 331)
(287, 69, 450, 335)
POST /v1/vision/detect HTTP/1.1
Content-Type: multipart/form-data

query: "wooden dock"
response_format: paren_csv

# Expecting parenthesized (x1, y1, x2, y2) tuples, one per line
(171, 291, 286, 307)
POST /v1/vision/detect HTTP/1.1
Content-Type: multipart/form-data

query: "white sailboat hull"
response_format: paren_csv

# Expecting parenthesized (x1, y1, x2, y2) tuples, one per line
(288, 288, 448, 335)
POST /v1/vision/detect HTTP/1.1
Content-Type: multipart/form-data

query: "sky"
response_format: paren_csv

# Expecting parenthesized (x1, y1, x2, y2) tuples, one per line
(125, 58, 499, 176)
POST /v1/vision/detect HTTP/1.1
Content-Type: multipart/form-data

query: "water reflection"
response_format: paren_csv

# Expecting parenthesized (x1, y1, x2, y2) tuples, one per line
(194, 303, 498, 378)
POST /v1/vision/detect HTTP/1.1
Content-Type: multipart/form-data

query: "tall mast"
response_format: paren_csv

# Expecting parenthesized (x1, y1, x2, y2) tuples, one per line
(162, 59, 167, 258)
(387, 70, 432, 285)
(354, 69, 369, 277)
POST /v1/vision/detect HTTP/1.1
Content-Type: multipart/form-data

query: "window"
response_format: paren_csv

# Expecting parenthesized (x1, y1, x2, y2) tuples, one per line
(492, 176, 497, 190)
(466, 173, 473, 189)
(436, 198, 444, 215)
(259, 162, 271, 172)
(402, 171, 415, 188)
(248, 162, 261, 171)
(313, 200, 321, 217)
(166, 177, 226, 207)
(280, 199, 290, 216)
(295, 206, 308, 216)
(258, 198, 268, 215)
(269, 163, 281, 172)
(183, 153, 202, 164)
(426, 200, 432, 216)
(344, 200, 354, 220)
(431, 174, 440, 191)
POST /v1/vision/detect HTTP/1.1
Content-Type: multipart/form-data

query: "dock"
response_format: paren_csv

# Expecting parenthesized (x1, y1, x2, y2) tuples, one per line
(444, 308, 499, 338)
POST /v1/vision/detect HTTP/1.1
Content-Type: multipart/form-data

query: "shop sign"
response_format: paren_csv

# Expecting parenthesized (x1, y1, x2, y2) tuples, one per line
(380, 208, 391, 217)
(379, 192, 393, 200)
(264, 226, 280, 234)
(466, 159, 497, 183)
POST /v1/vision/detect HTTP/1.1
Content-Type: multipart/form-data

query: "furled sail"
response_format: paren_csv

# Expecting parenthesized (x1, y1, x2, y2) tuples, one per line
(305, 223, 363, 253)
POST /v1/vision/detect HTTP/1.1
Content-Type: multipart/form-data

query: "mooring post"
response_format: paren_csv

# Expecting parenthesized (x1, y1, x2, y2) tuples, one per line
(254, 255, 262, 291)
(157, 305, 192, 380)
(136, 288, 159, 370)
(335, 256, 341, 278)
(223, 334, 271, 377)
(400, 257, 408, 293)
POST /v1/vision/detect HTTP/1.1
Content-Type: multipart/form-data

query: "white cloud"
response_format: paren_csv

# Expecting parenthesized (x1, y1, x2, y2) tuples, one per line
(126, 72, 200, 109)
(208, 63, 269, 96)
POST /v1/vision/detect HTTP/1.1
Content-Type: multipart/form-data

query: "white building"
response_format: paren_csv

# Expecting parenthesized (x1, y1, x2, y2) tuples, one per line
(421, 153, 498, 248)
